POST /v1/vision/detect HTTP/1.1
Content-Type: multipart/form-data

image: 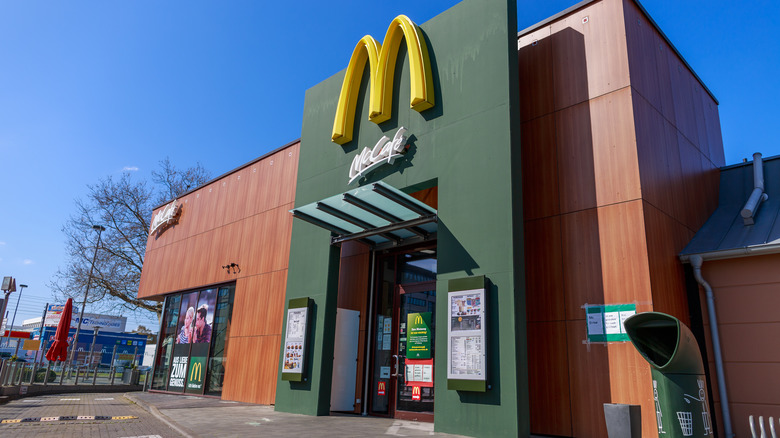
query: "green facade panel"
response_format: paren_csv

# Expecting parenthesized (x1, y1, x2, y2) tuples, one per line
(277, 0, 527, 436)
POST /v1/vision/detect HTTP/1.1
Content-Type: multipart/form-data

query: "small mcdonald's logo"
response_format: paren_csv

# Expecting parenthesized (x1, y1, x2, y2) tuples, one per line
(190, 362, 202, 382)
(414, 314, 424, 325)
(412, 386, 421, 401)
(378, 381, 386, 396)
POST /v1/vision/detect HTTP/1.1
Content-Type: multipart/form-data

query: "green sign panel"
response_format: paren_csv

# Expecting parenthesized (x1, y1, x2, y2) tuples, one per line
(407, 312, 431, 359)
(185, 356, 207, 394)
(586, 304, 636, 342)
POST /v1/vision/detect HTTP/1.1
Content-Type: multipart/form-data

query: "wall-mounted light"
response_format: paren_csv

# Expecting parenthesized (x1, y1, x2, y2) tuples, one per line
(222, 262, 240, 274)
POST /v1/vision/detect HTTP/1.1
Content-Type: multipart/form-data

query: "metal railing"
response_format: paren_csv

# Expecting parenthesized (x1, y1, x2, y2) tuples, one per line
(751, 416, 778, 438)
(0, 359, 151, 391)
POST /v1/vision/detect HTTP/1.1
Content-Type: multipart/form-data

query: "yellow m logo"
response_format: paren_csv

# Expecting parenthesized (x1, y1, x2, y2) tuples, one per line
(331, 15, 434, 145)
(190, 362, 202, 382)
(415, 315, 423, 325)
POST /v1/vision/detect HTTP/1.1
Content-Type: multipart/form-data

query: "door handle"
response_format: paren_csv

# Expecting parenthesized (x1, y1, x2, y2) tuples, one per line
(391, 355, 399, 377)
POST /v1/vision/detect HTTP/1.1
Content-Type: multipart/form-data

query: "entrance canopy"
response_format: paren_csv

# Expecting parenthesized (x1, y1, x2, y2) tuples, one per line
(291, 182, 437, 250)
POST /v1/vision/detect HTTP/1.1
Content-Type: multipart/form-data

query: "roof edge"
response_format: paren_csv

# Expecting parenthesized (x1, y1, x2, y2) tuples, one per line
(152, 138, 301, 211)
(680, 242, 780, 263)
(517, 0, 718, 104)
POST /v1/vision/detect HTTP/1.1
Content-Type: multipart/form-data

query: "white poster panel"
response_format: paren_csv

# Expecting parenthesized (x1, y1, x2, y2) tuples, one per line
(447, 288, 486, 381)
(282, 307, 308, 374)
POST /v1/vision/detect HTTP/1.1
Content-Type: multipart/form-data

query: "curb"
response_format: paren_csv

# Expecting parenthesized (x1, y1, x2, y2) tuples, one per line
(123, 392, 198, 438)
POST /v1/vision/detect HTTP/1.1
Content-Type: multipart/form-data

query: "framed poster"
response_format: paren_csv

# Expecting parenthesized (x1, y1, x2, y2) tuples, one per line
(281, 297, 311, 381)
(447, 276, 487, 392)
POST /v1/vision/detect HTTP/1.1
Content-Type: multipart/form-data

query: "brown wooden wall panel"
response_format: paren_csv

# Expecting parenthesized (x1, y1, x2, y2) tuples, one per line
(605, 342, 655, 438)
(623, 1, 662, 117)
(409, 186, 438, 209)
(550, 16, 590, 111)
(633, 91, 675, 215)
(597, 200, 653, 307)
(337, 253, 370, 312)
(231, 270, 288, 338)
(138, 142, 299, 300)
(222, 334, 281, 405)
(336, 242, 371, 414)
(703, 254, 780, 289)
(550, 0, 630, 111)
(521, 114, 559, 220)
(677, 132, 712, 231)
(524, 216, 564, 322)
(518, 25, 553, 123)
(590, 89, 641, 206)
(642, 201, 692, 324)
(566, 320, 611, 438)
(556, 101, 598, 214)
(560, 209, 604, 320)
(528, 321, 572, 437)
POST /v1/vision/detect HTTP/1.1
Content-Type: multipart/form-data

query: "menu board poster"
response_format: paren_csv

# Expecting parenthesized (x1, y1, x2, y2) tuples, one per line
(282, 299, 310, 380)
(447, 288, 486, 383)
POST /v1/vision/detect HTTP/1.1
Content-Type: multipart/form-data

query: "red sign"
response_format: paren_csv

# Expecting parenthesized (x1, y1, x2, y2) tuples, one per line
(378, 381, 386, 396)
(412, 386, 421, 401)
(2, 330, 30, 339)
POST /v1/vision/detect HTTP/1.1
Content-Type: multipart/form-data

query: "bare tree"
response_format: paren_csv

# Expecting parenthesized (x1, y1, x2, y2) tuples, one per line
(50, 159, 210, 321)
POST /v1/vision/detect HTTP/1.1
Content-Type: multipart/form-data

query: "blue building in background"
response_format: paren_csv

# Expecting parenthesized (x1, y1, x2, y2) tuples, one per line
(32, 327, 147, 366)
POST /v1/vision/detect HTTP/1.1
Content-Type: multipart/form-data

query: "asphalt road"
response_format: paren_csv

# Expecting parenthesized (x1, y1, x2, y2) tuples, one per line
(0, 392, 180, 437)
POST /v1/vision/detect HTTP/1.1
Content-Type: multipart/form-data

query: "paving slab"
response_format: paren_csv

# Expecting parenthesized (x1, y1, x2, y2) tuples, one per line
(124, 391, 472, 438)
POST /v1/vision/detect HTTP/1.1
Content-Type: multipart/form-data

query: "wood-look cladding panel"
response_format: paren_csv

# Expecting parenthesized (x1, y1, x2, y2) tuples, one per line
(556, 101, 597, 213)
(524, 217, 564, 322)
(550, 0, 630, 110)
(138, 142, 299, 299)
(560, 209, 604, 321)
(409, 186, 438, 210)
(518, 26, 554, 123)
(597, 200, 652, 307)
(566, 321, 610, 438)
(521, 114, 559, 220)
(232, 271, 288, 338)
(222, 335, 281, 405)
(336, 243, 370, 414)
(528, 321, 572, 436)
(605, 342, 656, 438)
(590, 89, 641, 206)
(642, 202, 692, 324)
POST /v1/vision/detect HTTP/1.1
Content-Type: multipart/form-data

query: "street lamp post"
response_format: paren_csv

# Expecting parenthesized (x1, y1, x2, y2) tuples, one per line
(8, 284, 28, 358)
(68, 225, 105, 367)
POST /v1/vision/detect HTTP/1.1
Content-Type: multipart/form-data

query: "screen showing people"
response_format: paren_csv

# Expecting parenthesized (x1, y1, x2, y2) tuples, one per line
(176, 289, 216, 344)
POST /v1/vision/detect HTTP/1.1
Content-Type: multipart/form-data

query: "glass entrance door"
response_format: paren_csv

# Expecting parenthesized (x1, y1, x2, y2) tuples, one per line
(369, 246, 436, 421)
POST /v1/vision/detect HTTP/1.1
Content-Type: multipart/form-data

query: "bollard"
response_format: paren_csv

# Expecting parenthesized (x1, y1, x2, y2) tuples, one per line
(44, 362, 51, 386)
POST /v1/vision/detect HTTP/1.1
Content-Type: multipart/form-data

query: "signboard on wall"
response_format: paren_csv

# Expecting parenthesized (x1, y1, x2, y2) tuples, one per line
(447, 276, 487, 392)
(407, 312, 432, 359)
(281, 297, 310, 381)
(168, 355, 189, 391)
(44, 305, 127, 332)
(585, 304, 636, 342)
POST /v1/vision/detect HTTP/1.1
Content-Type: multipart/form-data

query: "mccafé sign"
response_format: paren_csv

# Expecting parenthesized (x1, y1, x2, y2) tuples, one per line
(331, 15, 435, 145)
(348, 127, 409, 184)
(150, 199, 181, 235)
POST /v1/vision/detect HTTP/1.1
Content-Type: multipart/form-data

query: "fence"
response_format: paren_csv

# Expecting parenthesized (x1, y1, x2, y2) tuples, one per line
(0, 359, 151, 393)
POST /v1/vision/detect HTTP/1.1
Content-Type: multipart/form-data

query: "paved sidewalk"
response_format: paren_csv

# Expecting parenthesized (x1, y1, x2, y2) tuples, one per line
(125, 391, 471, 438)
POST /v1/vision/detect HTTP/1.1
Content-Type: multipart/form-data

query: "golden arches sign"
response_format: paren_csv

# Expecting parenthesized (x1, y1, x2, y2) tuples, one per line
(190, 362, 202, 382)
(414, 315, 424, 325)
(331, 15, 435, 145)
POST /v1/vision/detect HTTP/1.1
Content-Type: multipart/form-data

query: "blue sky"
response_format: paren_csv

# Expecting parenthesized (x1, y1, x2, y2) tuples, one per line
(1, 0, 778, 332)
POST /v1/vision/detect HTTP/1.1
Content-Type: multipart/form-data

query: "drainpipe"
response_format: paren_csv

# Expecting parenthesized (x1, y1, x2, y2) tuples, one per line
(740, 152, 768, 225)
(690, 255, 733, 438)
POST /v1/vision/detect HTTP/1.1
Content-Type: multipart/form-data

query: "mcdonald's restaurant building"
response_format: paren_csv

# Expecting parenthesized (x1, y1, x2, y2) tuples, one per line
(137, 0, 735, 436)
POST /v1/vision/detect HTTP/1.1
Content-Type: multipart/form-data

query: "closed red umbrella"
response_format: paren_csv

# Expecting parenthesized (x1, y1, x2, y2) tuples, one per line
(46, 298, 73, 362)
